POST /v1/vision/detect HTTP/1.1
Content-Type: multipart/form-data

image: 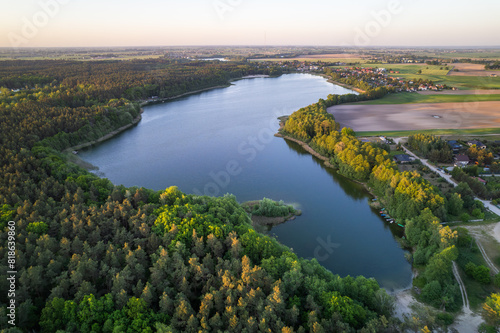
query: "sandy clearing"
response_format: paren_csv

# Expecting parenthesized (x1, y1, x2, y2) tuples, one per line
(495, 223, 500, 244)
(417, 89, 500, 95)
(392, 289, 418, 321)
(328, 101, 500, 132)
(450, 310, 484, 333)
(449, 63, 500, 77)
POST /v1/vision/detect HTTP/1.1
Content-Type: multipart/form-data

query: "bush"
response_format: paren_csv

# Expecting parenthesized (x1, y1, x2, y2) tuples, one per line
(460, 213, 471, 223)
(421, 280, 442, 306)
(465, 262, 491, 284)
(478, 323, 498, 333)
(474, 265, 491, 284)
(465, 262, 477, 276)
(436, 313, 454, 326)
(492, 273, 500, 289)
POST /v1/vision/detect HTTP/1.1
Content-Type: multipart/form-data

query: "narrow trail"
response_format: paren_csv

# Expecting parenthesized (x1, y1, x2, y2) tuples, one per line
(452, 261, 470, 312)
(475, 239, 500, 275)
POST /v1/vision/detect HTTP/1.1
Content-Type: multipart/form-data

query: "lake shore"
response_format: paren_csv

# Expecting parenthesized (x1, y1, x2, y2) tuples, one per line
(317, 74, 366, 94)
(275, 129, 380, 199)
(140, 84, 231, 107)
(63, 110, 143, 153)
(66, 78, 265, 153)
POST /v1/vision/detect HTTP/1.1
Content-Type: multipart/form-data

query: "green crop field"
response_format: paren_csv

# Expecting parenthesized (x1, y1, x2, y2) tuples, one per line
(355, 93, 500, 105)
(411, 51, 500, 60)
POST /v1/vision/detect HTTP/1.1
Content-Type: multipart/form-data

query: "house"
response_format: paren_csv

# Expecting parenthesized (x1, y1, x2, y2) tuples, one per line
(467, 140, 486, 149)
(472, 177, 487, 184)
(447, 140, 462, 152)
(454, 155, 470, 167)
(394, 154, 411, 163)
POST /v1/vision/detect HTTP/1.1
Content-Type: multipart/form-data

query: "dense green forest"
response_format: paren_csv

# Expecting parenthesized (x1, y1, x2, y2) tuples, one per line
(0, 59, 413, 332)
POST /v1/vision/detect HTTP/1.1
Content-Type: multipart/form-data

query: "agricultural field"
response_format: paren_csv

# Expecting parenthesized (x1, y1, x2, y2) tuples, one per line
(355, 92, 500, 105)
(412, 50, 500, 60)
(356, 128, 500, 137)
(328, 101, 500, 133)
(448, 63, 500, 77)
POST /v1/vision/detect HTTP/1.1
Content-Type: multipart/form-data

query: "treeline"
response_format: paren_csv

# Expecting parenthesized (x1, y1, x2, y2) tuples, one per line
(0, 59, 403, 331)
(407, 134, 453, 163)
(485, 61, 500, 70)
(0, 60, 278, 152)
(0, 59, 280, 105)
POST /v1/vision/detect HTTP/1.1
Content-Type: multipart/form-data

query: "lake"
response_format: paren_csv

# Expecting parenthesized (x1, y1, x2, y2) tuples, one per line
(79, 74, 412, 291)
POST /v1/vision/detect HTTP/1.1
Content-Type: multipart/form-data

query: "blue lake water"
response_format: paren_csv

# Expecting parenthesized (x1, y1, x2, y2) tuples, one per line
(79, 74, 412, 290)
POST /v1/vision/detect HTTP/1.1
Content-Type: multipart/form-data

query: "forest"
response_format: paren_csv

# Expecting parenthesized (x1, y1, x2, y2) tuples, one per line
(0, 59, 413, 332)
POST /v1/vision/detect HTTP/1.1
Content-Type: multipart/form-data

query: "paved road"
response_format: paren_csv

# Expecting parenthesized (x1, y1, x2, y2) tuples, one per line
(394, 138, 500, 217)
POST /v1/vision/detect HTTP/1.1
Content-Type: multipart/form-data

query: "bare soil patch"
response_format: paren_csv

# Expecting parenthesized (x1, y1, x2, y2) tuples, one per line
(449, 63, 500, 77)
(328, 102, 500, 132)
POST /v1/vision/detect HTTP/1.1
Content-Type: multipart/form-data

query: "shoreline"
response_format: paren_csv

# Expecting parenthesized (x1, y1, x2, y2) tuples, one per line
(140, 75, 279, 107)
(65, 75, 288, 154)
(63, 110, 143, 153)
(275, 133, 336, 169)
(275, 131, 379, 198)
(66, 79, 255, 153)
(139, 84, 231, 107)
(316, 74, 366, 94)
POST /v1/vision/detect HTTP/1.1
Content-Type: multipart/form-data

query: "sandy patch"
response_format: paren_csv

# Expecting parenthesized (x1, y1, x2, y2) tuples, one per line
(450, 310, 484, 333)
(417, 89, 500, 95)
(466, 223, 500, 246)
(328, 101, 500, 132)
(495, 223, 500, 244)
(449, 63, 500, 77)
(392, 289, 418, 321)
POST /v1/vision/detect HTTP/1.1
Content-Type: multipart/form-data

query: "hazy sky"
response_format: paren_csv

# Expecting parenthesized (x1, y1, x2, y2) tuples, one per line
(1, 0, 499, 47)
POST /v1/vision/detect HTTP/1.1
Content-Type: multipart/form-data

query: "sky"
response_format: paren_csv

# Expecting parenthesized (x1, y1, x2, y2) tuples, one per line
(1, 0, 499, 47)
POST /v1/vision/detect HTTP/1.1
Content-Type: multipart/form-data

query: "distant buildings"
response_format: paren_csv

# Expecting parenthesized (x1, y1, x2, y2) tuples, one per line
(447, 140, 462, 152)
(467, 140, 486, 149)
